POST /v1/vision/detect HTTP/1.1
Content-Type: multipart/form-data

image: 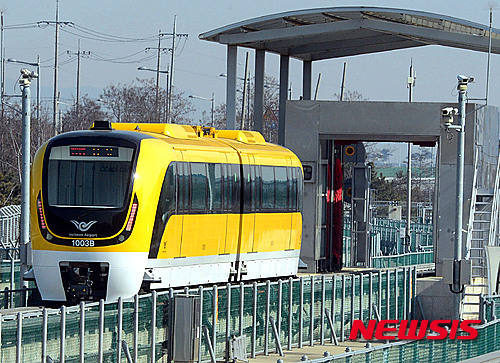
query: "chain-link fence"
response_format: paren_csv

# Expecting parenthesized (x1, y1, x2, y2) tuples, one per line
(0, 267, 416, 362)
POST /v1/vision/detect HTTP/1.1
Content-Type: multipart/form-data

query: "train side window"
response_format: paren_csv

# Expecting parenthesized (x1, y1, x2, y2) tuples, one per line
(256, 165, 261, 211)
(222, 164, 232, 212)
(289, 167, 298, 211)
(191, 163, 207, 211)
(298, 167, 304, 212)
(163, 164, 176, 216)
(243, 164, 252, 213)
(232, 164, 240, 213)
(287, 167, 294, 211)
(275, 166, 287, 210)
(177, 162, 189, 213)
(207, 163, 222, 212)
(252, 165, 261, 211)
(262, 166, 275, 210)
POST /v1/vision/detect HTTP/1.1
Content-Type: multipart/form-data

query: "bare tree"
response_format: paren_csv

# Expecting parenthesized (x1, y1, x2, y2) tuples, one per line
(100, 78, 195, 124)
(0, 99, 54, 205)
(199, 76, 280, 143)
(62, 95, 109, 132)
(334, 89, 367, 101)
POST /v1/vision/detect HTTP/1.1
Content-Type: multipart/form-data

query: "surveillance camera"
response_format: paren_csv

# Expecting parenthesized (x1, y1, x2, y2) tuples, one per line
(442, 107, 457, 117)
(457, 75, 474, 83)
(20, 68, 38, 79)
(442, 107, 458, 126)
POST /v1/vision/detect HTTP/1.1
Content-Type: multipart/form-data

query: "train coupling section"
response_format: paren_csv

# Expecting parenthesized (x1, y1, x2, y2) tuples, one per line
(59, 262, 109, 303)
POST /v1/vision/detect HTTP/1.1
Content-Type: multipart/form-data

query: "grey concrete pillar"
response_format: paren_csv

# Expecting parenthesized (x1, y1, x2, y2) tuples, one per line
(253, 50, 265, 133)
(278, 54, 289, 145)
(226, 45, 237, 130)
(302, 60, 312, 100)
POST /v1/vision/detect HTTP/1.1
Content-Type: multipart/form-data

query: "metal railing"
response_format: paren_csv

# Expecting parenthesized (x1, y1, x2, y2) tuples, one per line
(371, 251, 433, 268)
(489, 151, 500, 249)
(0, 205, 20, 250)
(299, 318, 500, 363)
(0, 267, 416, 362)
(465, 149, 479, 260)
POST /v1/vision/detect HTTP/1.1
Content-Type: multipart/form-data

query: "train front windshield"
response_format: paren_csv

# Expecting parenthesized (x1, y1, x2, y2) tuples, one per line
(46, 145, 134, 208)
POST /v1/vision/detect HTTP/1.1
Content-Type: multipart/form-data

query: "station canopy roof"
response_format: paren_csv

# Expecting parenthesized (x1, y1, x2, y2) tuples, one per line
(200, 7, 500, 61)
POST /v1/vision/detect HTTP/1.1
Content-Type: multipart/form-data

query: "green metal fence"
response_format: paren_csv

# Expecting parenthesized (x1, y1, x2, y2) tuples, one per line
(482, 295, 500, 323)
(370, 218, 433, 255)
(0, 267, 416, 362)
(343, 216, 434, 268)
(310, 319, 500, 363)
(372, 251, 434, 269)
(0, 259, 34, 309)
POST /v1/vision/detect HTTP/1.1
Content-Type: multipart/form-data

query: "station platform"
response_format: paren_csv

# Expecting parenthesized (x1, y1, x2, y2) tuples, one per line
(249, 340, 382, 363)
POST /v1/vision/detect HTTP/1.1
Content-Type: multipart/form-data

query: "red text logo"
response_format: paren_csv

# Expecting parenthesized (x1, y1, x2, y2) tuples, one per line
(349, 320, 480, 340)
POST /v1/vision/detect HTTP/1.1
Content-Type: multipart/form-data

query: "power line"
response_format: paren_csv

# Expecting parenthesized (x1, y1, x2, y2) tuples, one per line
(87, 49, 146, 61)
(72, 24, 158, 42)
(88, 52, 156, 64)
(60, 24, 159, 43)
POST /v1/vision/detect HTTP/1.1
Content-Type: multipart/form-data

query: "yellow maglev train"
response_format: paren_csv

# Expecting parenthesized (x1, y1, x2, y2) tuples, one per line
(30, 121, 303, 304)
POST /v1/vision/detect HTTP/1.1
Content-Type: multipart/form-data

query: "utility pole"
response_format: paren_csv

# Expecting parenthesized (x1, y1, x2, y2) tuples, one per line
(1, 12, 4, 121)
(39, 0, 73, 135)
(166, 16, 188, 123)
(168, 16, 176, 123)
(155, 30, 161, 120)
(486, 7, 493, 105)
(36, 55, 40, 123)
(314, 73, 321, 101)
(67, 40, 90, 117)
(165, 69, 169, 123)
(145, 35, 170, 121)
(19, 68, 38, 292)
(241, 52, 249, 130)
(406, 60, 416, 253)
(454, 76, 469, 288)
(340, 62, 347, 101)
(53, 0, 60, 135)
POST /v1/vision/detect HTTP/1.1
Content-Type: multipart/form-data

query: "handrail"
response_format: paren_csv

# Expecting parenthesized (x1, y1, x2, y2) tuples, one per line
(465, 148, 479, 259)
(488, 151, 500, 248)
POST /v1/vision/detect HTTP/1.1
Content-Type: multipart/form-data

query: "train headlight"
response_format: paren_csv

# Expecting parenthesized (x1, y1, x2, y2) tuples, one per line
(46, 233, 53, 241)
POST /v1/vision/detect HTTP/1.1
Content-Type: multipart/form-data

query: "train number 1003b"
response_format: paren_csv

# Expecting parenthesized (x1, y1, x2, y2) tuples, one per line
(72, 239, 95, 247)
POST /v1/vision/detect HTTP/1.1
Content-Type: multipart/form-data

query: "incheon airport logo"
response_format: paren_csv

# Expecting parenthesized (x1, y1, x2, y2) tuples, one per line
(70, 220, 97, 232)
(349, 320, 480, 340)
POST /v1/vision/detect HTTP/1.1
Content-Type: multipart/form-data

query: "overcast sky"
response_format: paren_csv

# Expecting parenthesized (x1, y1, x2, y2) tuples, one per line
(2, 0, 500, 120)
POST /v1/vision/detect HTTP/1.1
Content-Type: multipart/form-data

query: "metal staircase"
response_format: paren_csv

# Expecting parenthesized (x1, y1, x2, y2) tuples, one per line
(462, 151, 500, 320)
(462, 190, 492, 319)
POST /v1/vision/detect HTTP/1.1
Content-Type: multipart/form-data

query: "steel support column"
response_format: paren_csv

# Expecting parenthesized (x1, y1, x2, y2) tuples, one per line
(226, 45, 237, 130)
(278, 54, 289, 145)
(254, 49, 265, 133)
(302, 60, 312, 100)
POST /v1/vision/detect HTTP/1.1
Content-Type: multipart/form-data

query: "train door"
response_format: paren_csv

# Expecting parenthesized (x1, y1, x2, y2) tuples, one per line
(286, 157, 294, 251)
(222, 155, 240, 256)
(177, 151, 189, 258)
(240, 154, 256, 254)
(155, 159, 183, 260)
(207, 159, 225, 257)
